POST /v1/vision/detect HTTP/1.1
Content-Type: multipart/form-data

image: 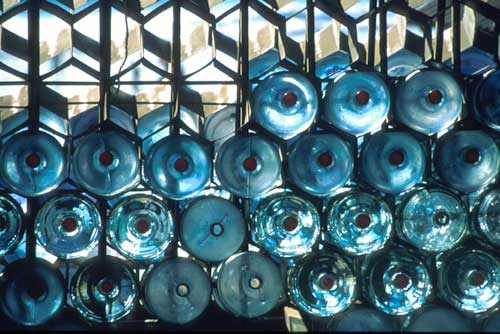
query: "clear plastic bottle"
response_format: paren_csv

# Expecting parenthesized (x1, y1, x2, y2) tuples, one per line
(142, 258, 211, 324)
(35, 194, 101, 259)
(364, 249, 432, 315)
(251, 72, 318, 139)
(70, 256, 138, 323)
(473, 69, 500, 132)
(213, 252, 283, 318)
(437, 247, 500, 314)
(403, 304, 474, 332)
(287, 133, 353, 196)
(144, 135, 212, 200)
(323, 71, 390, 136)
(360, 132, 425, 194)
(72, 131, 140, 197)
(288, 252, 356, 317)
(107, 195, 174, 262)
(180, 196, 245, 262)
(251, 193, 320, 258)
(0, 195, 23, 256)
(434, 130, 499, 193)
(0, 258, 65, 326)
(0, 130, 67, 197)
(396, 188, 468, 252)
(215, 135, 282, 198)
(475, 188, 500, 246)
(395, 70, 462, 135)
(325, 191, 392, 255)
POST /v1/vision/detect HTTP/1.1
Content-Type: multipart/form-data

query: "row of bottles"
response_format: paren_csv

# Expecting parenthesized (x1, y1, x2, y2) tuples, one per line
(0, 127, 497, 199)
(1, 246, 499, 328)
(0, 186, 498, 262)
(251, 68, 500, 139)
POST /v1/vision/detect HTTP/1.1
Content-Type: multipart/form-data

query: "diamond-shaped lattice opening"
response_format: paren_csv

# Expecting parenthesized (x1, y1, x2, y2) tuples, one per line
(0, 9, 28, 74)
(40, 10, 73, 75)
(180, 8, 212, 76)
(111, 7, 143, 76)
(314, 8, 357, 78)
(48, 0, 98, 14)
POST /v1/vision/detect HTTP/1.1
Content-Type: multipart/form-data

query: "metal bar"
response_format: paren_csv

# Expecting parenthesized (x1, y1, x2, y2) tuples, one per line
(368, 0, 377, 67)
(379, 0, 387, 75)
(99, 0, 111, 124)
(26, 0, 41, 260)
(452, 0, 461, 72)
(238, 0, 249, 130)
(436, 0, 445, 62)
(172, 0, 181, 134)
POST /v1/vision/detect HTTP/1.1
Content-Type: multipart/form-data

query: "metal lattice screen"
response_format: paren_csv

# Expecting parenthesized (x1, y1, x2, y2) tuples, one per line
(0, 0, 499, 331)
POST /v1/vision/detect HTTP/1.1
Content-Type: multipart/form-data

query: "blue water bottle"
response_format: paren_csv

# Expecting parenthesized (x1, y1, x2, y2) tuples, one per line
(107, 195, 175, 262)
(142, 258, 211, 324)
(35, 194, 101, 259)
(397, 188, 468, 252)
(325, 191, 393, 255)
(251, 72, 318, 139)
(363, 249, 432, 315)
(473, 69, 500, 132)
(0, 258, 65, 326)
(395, 70, 463, 135)
(0, 130, 67, 197)
(323, 71, 390, 136)
(287, 133, 353, 196)
(180, 196, 246, 262)
(144, 135, 212, 200)
(434, 130, 499, 193)
(475, 188, 500, 247)
(251, 192, 320, 258)
(360, 132, 426, 194)
(72, 131, 139, 197)
(437, 247, 500, 314)
(213, 252, 283, 318)
(215, 135, 282, 198)
(0, 195, 23, 257)
(288, 252, 356, 317)
(70, 256, 138, 323)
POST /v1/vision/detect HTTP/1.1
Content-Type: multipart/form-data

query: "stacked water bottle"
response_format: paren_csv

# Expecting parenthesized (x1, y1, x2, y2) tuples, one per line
(0, 65, 498, 331)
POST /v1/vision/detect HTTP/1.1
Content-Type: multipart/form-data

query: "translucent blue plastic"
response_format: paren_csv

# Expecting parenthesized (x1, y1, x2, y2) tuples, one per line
(107, 195, 174, 262)
(364, 249, 432, 315)
(70, 256, 138, 323)
(143, 258, 211, 324)
(323, 71, 390, 136)
(474, 70, 500, 132)
(215, 135, 282, 198)
(326, 191, 392, 255)
(251, 72, 318, 139)
(435, 130, 499, 193)
(287, 133, 353, 196)
(180, 196, 245, 262)
(0, 131, 67, 197)
(35, 194, 101, 259)
(476, 188, 500, 246)
(251, 193, 320, 258)
(397, 189, 468, 252)
(144, 135, 212, 200)
(438, 248, 500, 314)
(0, 195, 23, 256)
(288, 252, 356, 317)
(360, 132, 425, 194)
(214, 252, 283, 318)
(72, 131, 139, 197)
(0, 259, 65, 326)
(395, 70, 462, 135)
